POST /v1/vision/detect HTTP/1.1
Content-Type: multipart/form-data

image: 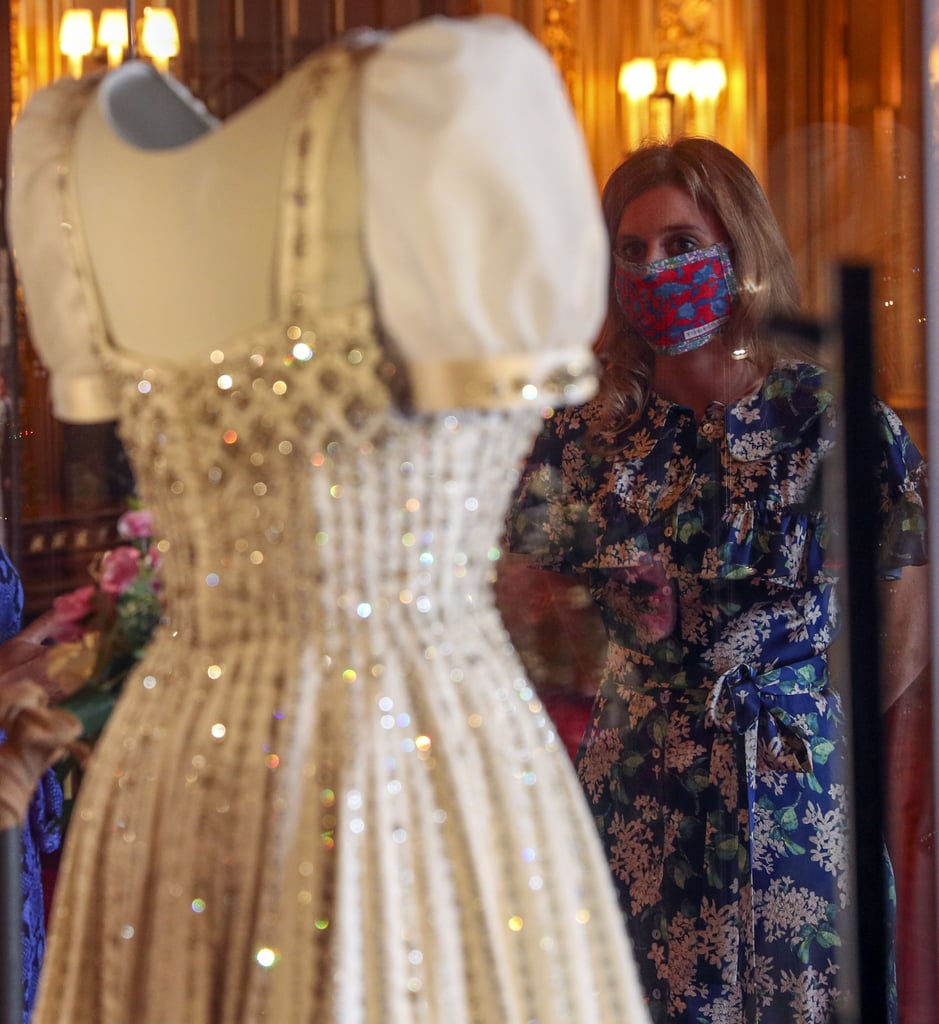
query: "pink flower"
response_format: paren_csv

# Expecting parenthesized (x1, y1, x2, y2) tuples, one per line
(51, 585, 96, 641)
(117, 508, 154, 540)
(99, 546, 142, 595)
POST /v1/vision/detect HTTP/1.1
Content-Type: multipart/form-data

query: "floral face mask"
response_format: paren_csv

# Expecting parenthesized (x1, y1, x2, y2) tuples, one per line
(613, 242, 739, 355)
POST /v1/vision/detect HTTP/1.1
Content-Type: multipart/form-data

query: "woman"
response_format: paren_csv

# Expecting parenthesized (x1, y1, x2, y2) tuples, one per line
(0, 573, 80, 1023)
(506, 138, 929, 1023)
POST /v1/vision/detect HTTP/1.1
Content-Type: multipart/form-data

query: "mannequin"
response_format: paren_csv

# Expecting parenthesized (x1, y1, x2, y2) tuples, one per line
(72, 62, 293, 361)
(9, 16, 651, 1024)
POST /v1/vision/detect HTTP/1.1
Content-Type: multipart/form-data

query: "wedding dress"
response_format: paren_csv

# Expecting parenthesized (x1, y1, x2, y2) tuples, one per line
(8, 17, 649, 1023)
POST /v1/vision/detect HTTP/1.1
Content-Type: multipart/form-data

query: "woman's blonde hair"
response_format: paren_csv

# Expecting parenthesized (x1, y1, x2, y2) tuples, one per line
(594, 137, 805, 432)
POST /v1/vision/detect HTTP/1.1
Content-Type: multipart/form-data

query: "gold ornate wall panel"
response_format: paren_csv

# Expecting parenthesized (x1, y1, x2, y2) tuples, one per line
(525, 0, 765, 187)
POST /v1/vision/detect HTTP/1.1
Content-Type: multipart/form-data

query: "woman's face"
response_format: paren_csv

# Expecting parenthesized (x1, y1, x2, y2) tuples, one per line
(614, 184, 729, 264)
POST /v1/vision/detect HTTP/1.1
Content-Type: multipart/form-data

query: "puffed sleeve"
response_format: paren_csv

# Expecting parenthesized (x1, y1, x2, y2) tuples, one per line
(360, 16, 607, 409)
(6, 75, 119, 424)
(875, 400, 928, 575)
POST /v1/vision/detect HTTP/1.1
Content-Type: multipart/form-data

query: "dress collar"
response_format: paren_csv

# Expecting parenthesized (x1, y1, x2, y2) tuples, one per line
(723, 361, 833, 461)
(596, 361, 832, 469)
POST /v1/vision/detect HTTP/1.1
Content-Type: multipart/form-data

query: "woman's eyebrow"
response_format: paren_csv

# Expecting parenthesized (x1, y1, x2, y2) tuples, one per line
(617, 221, 704, 239)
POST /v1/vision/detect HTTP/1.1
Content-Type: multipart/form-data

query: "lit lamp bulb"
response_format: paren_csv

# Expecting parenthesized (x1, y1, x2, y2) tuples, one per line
(690, 58, 727, 138)
(665, 58, 695, 138)
(59, 9, 94, 79)
(141, 7, 180, 73)
(98, 9, 129, 69)
(617, 58, 658, 152)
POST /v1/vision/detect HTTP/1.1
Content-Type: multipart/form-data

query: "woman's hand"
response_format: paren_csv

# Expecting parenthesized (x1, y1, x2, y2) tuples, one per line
(0, 680, 85, 829)
(0, 611, 72, 702)
(879, 563, 932, 710)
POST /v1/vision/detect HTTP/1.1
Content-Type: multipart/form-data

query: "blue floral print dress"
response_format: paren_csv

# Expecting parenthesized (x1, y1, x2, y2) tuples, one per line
(0, 546, 64, 1022)
(506, 361, 927, 1024)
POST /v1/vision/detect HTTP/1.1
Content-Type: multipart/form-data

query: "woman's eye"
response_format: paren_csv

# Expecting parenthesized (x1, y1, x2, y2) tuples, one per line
(667, 236, 700, 256)
(617, 241, 646, 261)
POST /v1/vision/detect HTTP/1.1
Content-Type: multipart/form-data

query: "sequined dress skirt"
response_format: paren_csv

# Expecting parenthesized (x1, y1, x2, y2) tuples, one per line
(34, 410, 648, 1024)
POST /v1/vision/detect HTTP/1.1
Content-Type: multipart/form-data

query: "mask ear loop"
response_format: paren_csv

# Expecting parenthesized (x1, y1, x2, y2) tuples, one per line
(723, 244, 748, 361)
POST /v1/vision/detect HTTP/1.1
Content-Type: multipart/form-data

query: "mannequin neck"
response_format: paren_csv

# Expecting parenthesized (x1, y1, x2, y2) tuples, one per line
(97, 61, 217, 150)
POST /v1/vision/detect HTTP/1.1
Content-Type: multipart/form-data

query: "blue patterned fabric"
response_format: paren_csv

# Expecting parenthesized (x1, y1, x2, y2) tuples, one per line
(0, 544, 64, 1022)
(507, 361, 926, 1023)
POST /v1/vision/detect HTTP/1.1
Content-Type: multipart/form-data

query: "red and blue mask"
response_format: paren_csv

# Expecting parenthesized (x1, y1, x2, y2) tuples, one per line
(613, 242, 739, 355)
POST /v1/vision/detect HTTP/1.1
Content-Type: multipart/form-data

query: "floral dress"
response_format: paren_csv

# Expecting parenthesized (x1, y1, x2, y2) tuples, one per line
(0, 546, 64, 1022)
(506, 361, 927, 1024)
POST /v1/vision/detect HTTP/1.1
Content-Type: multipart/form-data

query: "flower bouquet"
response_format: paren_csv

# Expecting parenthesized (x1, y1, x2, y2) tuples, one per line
(47, 505, 163, 740)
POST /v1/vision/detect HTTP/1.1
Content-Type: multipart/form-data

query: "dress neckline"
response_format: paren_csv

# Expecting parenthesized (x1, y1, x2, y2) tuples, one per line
(60, 45, 367, 375)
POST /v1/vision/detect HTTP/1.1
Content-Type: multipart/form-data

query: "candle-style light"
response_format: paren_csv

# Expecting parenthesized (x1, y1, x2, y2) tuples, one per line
(618, 58, 658, 152)
(690, 58, 727, 138)
(59, 9, 94, 78)
(98, 9, 130, 69)
(141, 7, 180, 73)
(665, 58, 695, 138)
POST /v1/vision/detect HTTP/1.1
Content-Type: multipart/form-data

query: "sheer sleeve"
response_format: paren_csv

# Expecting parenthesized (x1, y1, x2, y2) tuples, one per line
(875, 400, 928, 576)
(504, 407, 600, 572)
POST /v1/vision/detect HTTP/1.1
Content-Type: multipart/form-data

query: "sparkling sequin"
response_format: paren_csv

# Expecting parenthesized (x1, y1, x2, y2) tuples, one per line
(256, 948, 279, 968)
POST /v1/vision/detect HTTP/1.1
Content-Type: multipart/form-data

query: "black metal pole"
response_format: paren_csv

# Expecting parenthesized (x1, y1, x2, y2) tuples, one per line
(839, 263, 889, 1024)
(0, 825, 22, 1024)
(126, 0, 137, 60)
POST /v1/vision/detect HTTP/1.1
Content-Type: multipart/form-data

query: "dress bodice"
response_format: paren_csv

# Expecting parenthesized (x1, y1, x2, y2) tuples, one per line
(7, 16, 605, 421)
(118, 312, 546, 654)
(8, 22, 604, 651)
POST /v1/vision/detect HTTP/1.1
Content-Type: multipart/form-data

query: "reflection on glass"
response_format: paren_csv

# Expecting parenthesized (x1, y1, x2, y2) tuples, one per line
(504, 138, 930, 1022)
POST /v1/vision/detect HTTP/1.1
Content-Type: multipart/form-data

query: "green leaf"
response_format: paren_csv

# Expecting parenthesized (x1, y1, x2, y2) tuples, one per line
(722, 564, 756, 580)
(811, 738, 835, 764)
(715, 837, 738, 860)
(777, 806, 799, 830)
(59, 688, 120, 739)
(669, 860, 694, 888)
(817, 929, 842, 949)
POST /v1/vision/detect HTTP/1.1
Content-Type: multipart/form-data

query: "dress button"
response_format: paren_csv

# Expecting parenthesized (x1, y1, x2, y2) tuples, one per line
(664, 525, 673, 537)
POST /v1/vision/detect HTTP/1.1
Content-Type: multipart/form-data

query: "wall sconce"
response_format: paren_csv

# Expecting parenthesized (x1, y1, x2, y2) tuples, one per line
(618, 56, 727, 150)
(689, 58, 727, 138)
(59, 9, 94, 79)
(58, 6, 180, 77)
(140, 7, 180, 73)
(618, 59, 657, 152)
(98, 9, 130, 69)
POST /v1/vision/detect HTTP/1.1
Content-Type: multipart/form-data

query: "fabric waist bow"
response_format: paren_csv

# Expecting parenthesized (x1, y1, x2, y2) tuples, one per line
(705, 657, 829, 774)
(698, 656, 839, 994)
